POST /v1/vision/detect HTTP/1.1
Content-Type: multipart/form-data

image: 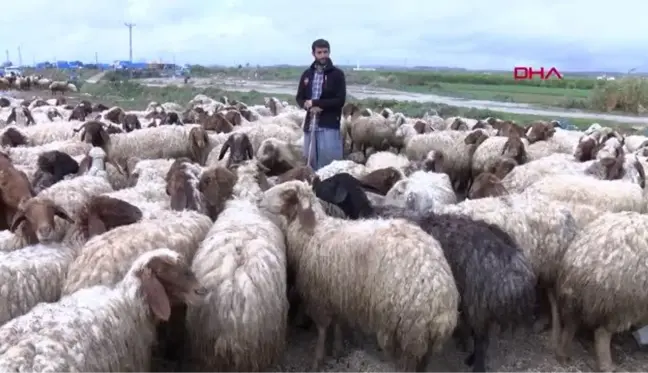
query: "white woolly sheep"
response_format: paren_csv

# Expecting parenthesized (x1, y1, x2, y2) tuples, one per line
(62, 209, 211, 295)
(184, 198, 287, 371)
(0, 243, 77, 326)
(0, 248, 206, 372)
(384, 170, 457, 213)
(555, 211, 648, 372)
(259, 180, 459, 371)
(523, 174, 646, 214)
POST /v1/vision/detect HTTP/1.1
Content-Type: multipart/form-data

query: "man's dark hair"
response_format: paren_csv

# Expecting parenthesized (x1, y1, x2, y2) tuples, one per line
(311, 39, 330, 52)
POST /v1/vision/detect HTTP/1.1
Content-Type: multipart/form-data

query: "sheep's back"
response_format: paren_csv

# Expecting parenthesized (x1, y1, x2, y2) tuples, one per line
(557, 211, 648, 329)
(62, 211, 211, 294)
(290, 218, 459, 355)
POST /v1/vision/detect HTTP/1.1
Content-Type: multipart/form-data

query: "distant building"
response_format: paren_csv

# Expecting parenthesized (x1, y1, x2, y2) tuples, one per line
(352, 61, 376, 71)
(597, 75, 616, 81)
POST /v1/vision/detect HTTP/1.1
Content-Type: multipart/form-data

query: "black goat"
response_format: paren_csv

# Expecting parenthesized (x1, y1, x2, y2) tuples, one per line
(311, 172, 373, 220)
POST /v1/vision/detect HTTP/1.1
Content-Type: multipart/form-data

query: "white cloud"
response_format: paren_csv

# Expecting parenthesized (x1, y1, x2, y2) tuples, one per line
(0, 0, 646, 71)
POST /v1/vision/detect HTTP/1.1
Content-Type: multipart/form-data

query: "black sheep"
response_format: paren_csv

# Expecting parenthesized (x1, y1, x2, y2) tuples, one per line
(33, 151, 80, 193)
(375, 205, 537, 372)
(311, 173, 373, 219)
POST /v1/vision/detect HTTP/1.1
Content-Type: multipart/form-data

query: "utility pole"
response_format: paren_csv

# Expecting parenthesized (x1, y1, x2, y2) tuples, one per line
(5, 50, 9, 64)
(17, 46, 22, 67)
(95, 52, 98, 65)
(124, 22, 135, 64)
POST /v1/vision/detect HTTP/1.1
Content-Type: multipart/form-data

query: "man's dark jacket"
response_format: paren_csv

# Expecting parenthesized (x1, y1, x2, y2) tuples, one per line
(295, 60, 346, 132)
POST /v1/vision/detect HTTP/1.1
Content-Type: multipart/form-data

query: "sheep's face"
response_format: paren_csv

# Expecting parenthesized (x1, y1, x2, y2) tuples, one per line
(257, 141, 278, 168)
(422, 150, 445, 173)
(137, 254, 207, 322)
(526, 122, 555, 144)
(220, 133, 254, 168)
(10, 199, 73, 244)
(502, 136, 527, 165)
(467, 173, 507, 200)
(596, 138, 623, 160)
(490, 157, 517, 179)
(259, 181, 316, 232)
(574, 136, 597, 162)
(413, 120, 428, 134)
(450, 118, 468, 131)
(224, 110, 242, 126)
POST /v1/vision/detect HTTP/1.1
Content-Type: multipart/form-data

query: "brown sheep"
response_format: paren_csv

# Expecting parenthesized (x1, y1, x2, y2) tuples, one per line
(358, 167, 402, 195)
(182, 108, 202, 123)
(449, 118, 469, 131)
(25, 99, 47, 108)
(266, 97, 280, 116)
(413, 120, 428, 134)
(9, 198, 74, 245)
(342, 102, 360, 118)
(76, 195, 143, 239)
(92, 103, 109, 112)
(467, 173, 508, 200)
(275, 165, 316, 185)
(223, 110, 242, 126)
(501, 131, 527, 166)
(165, 158, 205, 213)
(0, 162, 36, 231)
(69, 105, 89, 121)
(200, 112, 234, 133)
(74, 120, 110, 149)
(188, 127, 210, 165)
(49, 81, 74, 95)
(46, 107, 63, 122)
(54, 97, 67, 106)
(198, 166, 237, 220)
(0, 78, 10, 91)
(422, 150, 447, 173)
(218, 132, 254, 169)
(525, 121, 556, 143)
(573, 135, 598, 162)
(162, 112, 183, 126)
(495, 121, 526, 138)
(586, 152, 625, 181)
(6, 107, 36, 125)
(120, 113, 141, 132)
(489, 157, 517, 179)
(0, 97, 10, 107)
(103, 106, 126, 124)
(239, 108, 254, 122)
(1, 127, 28, 147)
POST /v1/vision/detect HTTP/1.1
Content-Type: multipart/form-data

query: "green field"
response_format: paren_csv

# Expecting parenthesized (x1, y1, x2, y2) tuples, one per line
(176, 65, 648, 115)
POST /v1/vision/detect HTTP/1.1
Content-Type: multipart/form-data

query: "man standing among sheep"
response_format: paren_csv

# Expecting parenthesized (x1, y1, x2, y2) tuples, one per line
(296, 39, 347, 170)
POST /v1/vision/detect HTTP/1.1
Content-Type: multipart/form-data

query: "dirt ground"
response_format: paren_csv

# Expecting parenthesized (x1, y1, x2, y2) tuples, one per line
(151, 320, 647, 372)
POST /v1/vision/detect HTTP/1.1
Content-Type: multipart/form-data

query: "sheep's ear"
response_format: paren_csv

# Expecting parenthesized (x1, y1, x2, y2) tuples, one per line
(87, 213, 107, 237)
(140, 269, 171, 321)
(9, 212, 26, 232)
(332, 185, 348, 204)
(243, 137, 254, 160)
(218, 140, 230, 160)
(54, 206, 74, 223)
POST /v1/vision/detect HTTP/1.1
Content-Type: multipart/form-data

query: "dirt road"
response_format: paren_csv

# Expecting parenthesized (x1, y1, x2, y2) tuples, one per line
(270, 323, 647, 372)
(139, 77, 648, 125)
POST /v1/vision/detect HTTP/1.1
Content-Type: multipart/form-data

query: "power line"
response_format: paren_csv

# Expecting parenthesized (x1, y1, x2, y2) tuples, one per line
(124, 22, 136, 63)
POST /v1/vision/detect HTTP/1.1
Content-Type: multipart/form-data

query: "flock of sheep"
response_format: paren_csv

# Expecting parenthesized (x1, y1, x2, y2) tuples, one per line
(0, 88, 647, 372)
(0, 73, 78, 94)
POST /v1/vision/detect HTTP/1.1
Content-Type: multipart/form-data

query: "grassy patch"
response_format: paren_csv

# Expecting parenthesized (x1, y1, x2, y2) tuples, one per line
(169, 66, 648, 114)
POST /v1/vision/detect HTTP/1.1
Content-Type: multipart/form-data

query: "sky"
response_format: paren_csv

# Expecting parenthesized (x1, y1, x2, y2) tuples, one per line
(0, 0, 645, 72)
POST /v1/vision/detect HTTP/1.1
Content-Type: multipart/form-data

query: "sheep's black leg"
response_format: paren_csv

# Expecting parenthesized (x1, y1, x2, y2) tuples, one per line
(471, 330, 489, 372)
